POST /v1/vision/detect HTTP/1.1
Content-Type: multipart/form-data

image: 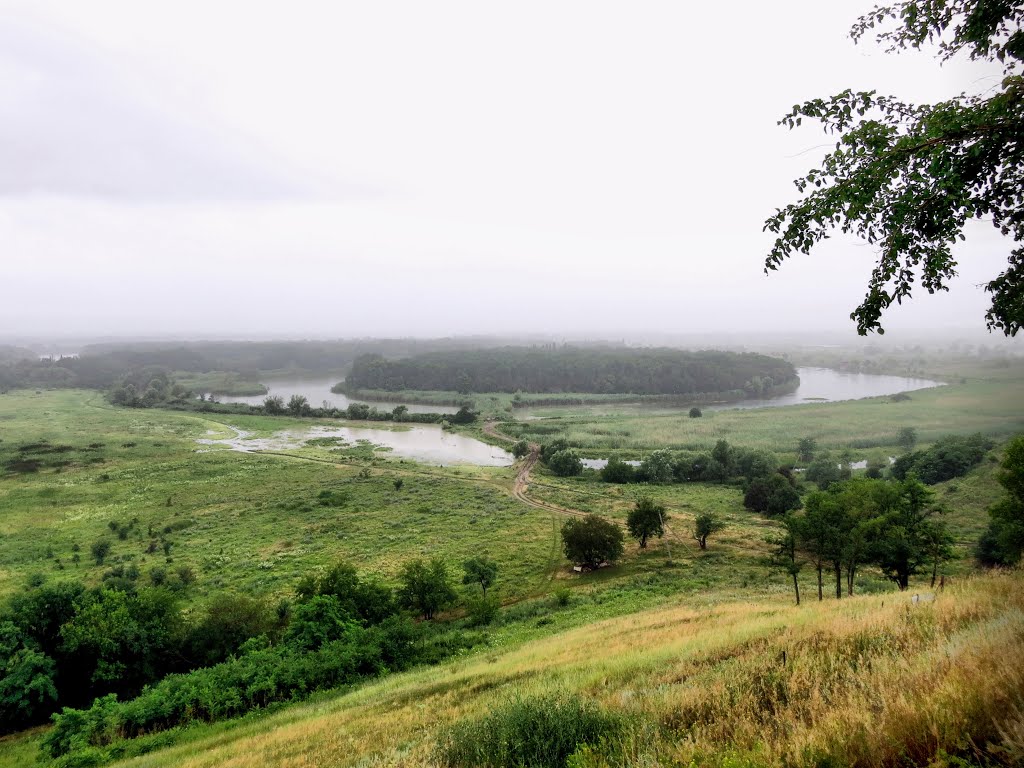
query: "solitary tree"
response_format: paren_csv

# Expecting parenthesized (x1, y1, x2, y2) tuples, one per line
(693, 513, 725, 550)
(773, 520, 803, 606)
(561, 515, 624, 569)
(897, 427, 919, 452)
(797, 437, 817, 463)
(688, 407, 702, 418)
(287, 395, 310, 416)
(90, 539, 111, 565)
(263, 395, 285, 415)
(462, 555, 498, 596)
(626, 496, 668, 549)
(547, 449, 583, 477)
(765, 1, 1024, 336)
(398, 557, 456, 620)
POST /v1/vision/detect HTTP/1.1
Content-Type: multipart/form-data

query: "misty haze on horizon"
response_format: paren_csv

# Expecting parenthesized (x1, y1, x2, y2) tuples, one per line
(1, 1, 1021, 345)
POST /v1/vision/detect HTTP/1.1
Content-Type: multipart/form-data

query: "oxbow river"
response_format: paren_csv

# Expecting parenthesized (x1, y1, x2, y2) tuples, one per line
(199, 368, 942, 467)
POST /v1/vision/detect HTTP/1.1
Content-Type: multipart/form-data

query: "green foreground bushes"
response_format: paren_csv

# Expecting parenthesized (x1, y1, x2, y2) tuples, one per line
(43, 618, 418, 759)
(437, 693, 622, 768)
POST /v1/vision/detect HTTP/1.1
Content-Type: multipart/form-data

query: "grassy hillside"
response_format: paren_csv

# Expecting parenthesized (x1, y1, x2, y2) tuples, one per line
(1, 382, 1021, 767)
(3, 572, 1015, 768)
(0, 391, 553, 603)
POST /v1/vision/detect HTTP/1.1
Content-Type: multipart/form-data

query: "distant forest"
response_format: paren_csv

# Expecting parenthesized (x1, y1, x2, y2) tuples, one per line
(0, 338, 513, 392)
(345, 347, 799, 397)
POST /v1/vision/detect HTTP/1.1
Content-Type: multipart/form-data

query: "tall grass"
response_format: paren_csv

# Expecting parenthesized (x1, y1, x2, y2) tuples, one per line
(78, 572, 1024, 768)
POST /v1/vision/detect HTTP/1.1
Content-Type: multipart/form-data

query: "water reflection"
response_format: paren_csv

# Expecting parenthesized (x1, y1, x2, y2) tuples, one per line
(209, 378, 458, 415)
(197, 424, 513, 467)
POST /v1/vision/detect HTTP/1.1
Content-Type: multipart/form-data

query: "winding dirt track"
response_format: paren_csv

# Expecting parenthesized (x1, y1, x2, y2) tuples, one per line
(484, 420, 696, 555)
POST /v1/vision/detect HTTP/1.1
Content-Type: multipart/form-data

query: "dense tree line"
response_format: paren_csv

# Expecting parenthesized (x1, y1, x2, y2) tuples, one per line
(977, 435, 1024, 566)
(890, 433, 993, 485)
(107, 385, 475, 425)
(0, 338, 520, 394)
(578, 439, 802, 517)
(780, 477, 952, 601)
(2, 555, 496, 760)
(345, 347, 798, 397)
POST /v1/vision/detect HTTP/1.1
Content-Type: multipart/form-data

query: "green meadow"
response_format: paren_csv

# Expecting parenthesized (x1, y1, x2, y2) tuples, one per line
(1, 366, 1022, 768)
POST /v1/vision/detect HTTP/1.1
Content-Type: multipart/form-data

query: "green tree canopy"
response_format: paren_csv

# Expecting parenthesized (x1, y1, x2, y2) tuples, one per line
(626, 496, 668, 549)
(979, 434, 1024, 564)
(561, 515, 624, 569)
(693, 513, 725, 550)
(765, 0, 1024, 335)
(462, 556, 498, 596)
(397, 557, 456, 620)
(547, 449, 583, 477)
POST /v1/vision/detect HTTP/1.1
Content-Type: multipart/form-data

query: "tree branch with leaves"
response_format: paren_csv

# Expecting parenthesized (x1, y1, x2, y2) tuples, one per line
(765, 0, 1024, 335)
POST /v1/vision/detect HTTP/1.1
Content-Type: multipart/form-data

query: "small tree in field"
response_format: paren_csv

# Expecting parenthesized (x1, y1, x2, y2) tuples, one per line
(627, 496, 668, 549)
(547, 449, 583, 477)
(693, 513, 725, 550)
(897, 426, 918, 452)
(511, 440, 530, 459)
(263, 395, 285, 415)
(287, 394, 310, 416)
(462, 555, 498, 596)
(688, 407, 702, 418)
(797, 437, 817, 463)
(398, 557, 456, 619)
(90, 539, 111, 565)
(561, 515, 624, 569)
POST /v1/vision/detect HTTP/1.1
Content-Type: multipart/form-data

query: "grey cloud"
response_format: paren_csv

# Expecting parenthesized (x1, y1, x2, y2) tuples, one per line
(0, 19, 330, 201)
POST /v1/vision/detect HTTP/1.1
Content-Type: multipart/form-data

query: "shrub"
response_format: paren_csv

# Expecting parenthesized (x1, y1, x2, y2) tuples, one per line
(465, 594, 500, 626)
(890, 433, 993, 484)
(436, 692, 621, 768)
(688, 407, 702, 418)
(600, 457, 635, 484)
(547, 449, 583, 477)
(637, 449, 674, 484)
(90, 540, 111, 565)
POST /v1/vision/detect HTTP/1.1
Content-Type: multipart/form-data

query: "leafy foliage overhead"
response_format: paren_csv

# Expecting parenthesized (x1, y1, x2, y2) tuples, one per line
(765, 0, 1024, 335)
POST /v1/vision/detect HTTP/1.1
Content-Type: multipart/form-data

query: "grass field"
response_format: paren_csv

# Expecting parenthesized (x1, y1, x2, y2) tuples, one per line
(0, 391, 555, 604)
(499, 374, 1024, 459)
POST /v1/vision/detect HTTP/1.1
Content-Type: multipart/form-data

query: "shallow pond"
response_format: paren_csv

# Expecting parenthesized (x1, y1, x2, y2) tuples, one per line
(197, 423, 513, 467)
(208, 378, 458, 415)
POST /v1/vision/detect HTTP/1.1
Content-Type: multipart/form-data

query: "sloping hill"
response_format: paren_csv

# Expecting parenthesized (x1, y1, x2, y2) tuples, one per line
(83, 572, 1024, 768)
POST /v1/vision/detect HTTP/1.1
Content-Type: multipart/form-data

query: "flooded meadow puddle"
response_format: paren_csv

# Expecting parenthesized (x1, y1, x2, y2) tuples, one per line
(197, 424, 513, 467)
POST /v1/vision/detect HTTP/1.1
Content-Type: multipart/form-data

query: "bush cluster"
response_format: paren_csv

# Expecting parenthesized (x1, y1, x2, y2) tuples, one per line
(437, 693, 622, 768)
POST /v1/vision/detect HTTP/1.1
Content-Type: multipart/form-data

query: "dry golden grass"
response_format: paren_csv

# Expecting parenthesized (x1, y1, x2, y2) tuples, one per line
(103, 571, 1024, 768)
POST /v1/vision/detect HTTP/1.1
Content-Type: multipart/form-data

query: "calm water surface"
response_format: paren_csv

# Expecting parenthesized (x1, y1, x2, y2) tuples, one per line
(211, 378, 458, 415)
(708, 367, 943, 411)
(197, 423, 512, 467)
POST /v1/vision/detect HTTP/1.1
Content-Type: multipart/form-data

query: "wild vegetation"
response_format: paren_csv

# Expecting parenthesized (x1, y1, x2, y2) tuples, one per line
(0, 341, 1021, 767)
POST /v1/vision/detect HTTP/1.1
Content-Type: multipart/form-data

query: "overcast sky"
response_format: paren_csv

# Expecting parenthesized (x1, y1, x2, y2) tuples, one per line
(0, 0, 1018, 342)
